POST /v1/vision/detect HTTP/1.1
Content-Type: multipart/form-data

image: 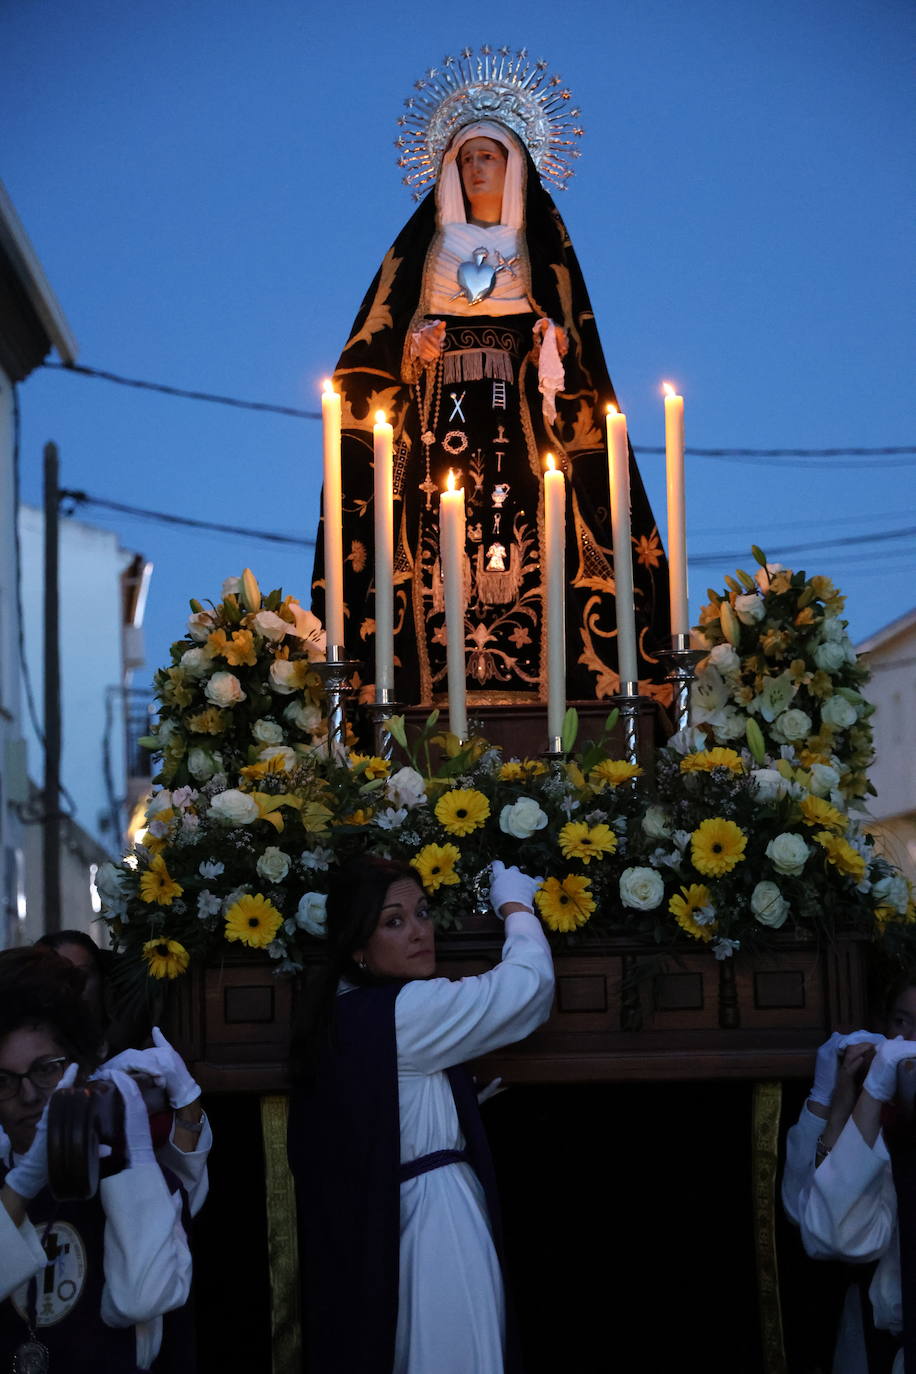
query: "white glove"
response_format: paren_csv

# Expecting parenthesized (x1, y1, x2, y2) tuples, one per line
(809, 1031, 844, 1107)
(105, 1069, 156, 1169)
(862, 1036, 916, 1103)
(5, 1064, 78, 1199)
(100, 1027, 200, 1109)
(489, 861, 543, 918)
(839, 1030, 886, 1052)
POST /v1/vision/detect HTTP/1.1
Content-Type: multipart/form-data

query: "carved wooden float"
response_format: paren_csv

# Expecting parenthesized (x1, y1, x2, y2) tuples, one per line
(164, 928, 870, 1094)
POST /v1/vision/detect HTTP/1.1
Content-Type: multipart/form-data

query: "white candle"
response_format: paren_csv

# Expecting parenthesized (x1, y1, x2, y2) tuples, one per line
(439, 470, 467, 740)
(321, 380, 345, 651)
(543, 454, 566, 741)
(605, 405, 639, 691)
(373, 410, 394, 695)
(663, 383, 689, 638)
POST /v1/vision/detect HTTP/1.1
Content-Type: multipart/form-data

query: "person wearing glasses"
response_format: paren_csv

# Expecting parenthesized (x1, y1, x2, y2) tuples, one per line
(0, 945, 201, 1372)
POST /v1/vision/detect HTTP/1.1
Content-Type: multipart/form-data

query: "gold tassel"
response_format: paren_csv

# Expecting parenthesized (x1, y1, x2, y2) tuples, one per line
(475, 544, 523, 605)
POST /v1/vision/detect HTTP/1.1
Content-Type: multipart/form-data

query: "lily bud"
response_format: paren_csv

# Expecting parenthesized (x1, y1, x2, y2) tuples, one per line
(241, 568, 261, 613)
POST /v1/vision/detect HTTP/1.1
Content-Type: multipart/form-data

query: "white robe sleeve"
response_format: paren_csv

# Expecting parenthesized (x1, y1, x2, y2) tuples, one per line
(782, 1103, 824, 1225)
(99, 1162, 192, 1330)
(801, 1117, 897, 1262)
(395, 910, 555, 1073)
(156, 1113, 212, 1216)
(0, 1204, 48, 1300)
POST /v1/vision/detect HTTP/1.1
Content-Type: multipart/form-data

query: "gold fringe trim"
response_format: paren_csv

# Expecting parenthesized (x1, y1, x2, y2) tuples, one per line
(260, 1095, 301, 1374)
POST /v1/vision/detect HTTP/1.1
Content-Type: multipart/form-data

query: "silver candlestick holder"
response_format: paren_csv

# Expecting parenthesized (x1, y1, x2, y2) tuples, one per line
(364, 687, 405, 761)
(543, 733, 566, 761)
(657, 633, 706, 734)
(611, 680, 644, 768)
(311, 645, 362, 759)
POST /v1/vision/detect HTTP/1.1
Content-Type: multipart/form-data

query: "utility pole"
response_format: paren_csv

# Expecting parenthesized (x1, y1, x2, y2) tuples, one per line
(43, 441, 61, 932)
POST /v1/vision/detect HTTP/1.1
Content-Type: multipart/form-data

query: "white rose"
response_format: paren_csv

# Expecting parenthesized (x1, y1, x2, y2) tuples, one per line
(772, 708, 812, 743)
(180, 647, 212, 679)
(820, 616, 845, 643)
(751, 768, 789, 804)
(188, 747, 223, 781)
(751, 881, 790, 928)
(821, 695, 858, 729)
(708, 642, 741, 677)
(257, 846, 291, 883)
(209, 789, 260, 825)
(259, 744, 297, 771)
(269, 660, 301, 694)
(94, 861, 127, 910)
(284, 700, 323, 733)
(386, 766, 428, 809)
(499, 797, 549, 840)
(641, 806, 672, 841)
(296, 891, 328, 937)
(205, 671, 246, 707)
(146, 789, 174, 817)
(619, 866, 665, 911)
(872, 873, 910, 916)
(221, 576, 242, 598)
(187, 611, 215, 642)
(813, 641, 846, 674)
(809, 763, 841, 797)
(765, 832, 811, 877)
(735, 593, 766, 625)
(253, 610, 290, 643)
(253, 718, 285, 745)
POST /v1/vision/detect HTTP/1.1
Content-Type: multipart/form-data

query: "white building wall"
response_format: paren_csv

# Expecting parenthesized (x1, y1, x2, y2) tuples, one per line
(859, 612, 916, 881)
(0, 369, 28, 948)
(18, 507, 133, 853)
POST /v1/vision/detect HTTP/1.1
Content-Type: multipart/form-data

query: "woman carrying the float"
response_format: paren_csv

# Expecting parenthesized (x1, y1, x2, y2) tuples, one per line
(311, 50, 669, 709)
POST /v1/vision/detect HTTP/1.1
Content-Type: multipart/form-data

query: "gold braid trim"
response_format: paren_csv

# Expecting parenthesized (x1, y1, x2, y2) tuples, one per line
(751, 1081, 787, 1374)
(260, 1094, 302, 1374)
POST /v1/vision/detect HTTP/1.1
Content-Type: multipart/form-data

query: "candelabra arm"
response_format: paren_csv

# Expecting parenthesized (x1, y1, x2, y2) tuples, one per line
(311, 650, 363, 760)
(656, 634, 706, 735)
(364, 689, 405, 761)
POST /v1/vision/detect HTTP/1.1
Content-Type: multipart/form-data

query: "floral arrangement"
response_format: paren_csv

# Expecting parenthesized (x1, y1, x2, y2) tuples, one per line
(693, 547, 874, 801)
(97, 563, 914, 996)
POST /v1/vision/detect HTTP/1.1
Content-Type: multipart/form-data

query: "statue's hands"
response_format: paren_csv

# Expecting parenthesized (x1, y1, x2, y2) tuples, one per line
(532, 318, 569, 359)
(411, 319, 446, 364)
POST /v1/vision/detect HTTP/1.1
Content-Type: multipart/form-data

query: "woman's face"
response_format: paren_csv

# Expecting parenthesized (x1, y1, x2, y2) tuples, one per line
(888, 986, 916, 1040)
(353, 878, 436, 981)
(458, 136, 507, 219)
(0, 1023, 70, 1154)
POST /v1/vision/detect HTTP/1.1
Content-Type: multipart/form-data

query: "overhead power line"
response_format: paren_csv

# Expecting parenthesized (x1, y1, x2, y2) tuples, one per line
(40, 361, 916, 464)
(60, 490, 315, 549)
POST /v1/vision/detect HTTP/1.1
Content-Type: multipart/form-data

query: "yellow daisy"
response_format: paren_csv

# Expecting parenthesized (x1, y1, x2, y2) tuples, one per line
(690, 818, 747, 877)
(668, 884, 716, 943)
(499, 759, 548, 780)
(535, 875, 596, 932)
(411, 843, 461, 893)
(680, 747, 744, 775)
(349, 753, 391, 780)
(435, 788, 490, 836)
(340, 808, 375, 826)
(240, 754, 290, 782)
(138, 855, 184, 906)
(141, 938, 190, 980)
(224, 893, 283, 948)
(799, 795, 846, 833)
(589, 759, 643, 790)
(814, 831, 867, 883)
(558, 822, 618, 864)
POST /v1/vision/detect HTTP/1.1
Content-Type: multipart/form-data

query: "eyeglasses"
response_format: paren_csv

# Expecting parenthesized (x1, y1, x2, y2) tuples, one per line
(0, 1057, 70, 1102)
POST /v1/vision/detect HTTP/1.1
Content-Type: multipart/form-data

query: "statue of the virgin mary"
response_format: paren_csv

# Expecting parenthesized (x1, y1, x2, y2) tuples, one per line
(311, 48, 670, 708)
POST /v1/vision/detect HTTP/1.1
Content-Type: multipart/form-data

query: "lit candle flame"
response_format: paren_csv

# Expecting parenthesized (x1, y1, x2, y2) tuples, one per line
(606, 402, 618, 416)
(662, 382, 677, 398)
(375, 409, 387, 425)
(545, 453, 556, 471)
(446, 468, 456, 492)
(322, 378, 335, 395)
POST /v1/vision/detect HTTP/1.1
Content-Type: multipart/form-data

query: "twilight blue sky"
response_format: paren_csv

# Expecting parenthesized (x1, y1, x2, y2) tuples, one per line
(3, 0, 914, 688)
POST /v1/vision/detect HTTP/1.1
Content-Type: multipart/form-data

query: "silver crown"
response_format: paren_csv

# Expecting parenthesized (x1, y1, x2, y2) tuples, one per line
(394, 46, 584, 200)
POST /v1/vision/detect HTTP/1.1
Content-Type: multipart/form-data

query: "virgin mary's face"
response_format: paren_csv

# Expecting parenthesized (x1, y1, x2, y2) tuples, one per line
(458, 136, 508, 218)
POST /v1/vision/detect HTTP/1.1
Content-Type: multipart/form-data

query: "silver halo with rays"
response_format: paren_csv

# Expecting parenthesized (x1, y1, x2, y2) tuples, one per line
(394, 46, 585, 200)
